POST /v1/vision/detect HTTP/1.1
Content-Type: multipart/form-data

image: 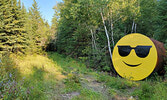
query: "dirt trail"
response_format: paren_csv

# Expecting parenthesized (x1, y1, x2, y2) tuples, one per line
(61, 74, 112, 100)
(80, 75, 109, 96)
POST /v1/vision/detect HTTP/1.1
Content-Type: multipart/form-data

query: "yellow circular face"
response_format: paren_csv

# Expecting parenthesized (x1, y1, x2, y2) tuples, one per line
(112, 33, 157, 81)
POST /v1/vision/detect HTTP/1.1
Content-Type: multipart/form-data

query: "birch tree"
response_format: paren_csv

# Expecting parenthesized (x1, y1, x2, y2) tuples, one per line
(100, 10, 112, 60)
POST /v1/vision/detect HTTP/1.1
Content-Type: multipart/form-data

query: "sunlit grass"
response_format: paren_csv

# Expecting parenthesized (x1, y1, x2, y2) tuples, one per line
(47, 52, 90, 74)
(12, 54, 65, 80)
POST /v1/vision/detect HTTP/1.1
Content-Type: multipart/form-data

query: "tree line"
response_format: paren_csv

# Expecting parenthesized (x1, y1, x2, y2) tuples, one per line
(0, 0, 166, 72)
(0, 0, 52, 55)
(52, 0, 167, 72)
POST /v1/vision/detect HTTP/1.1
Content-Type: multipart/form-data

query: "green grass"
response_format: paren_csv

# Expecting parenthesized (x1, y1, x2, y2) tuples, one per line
(47, 52, 91, 74)
(132, 80, 167, 100)
(72, 89, 104, 100)
(1, 52, 167, 99)
(13, 54, 65, 80)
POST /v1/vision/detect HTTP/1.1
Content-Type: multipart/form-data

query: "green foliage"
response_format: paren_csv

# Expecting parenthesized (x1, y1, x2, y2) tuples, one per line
(154, 0, 167, 42)
(0, 0, 167, 98)
(136, 0, 158, 37)
(53, 0, 162, 73)
(164, 43, 167, 78)
(0, 0, 51, 54)
(27, 0, 51, 53)
(0, 0, 27, 53)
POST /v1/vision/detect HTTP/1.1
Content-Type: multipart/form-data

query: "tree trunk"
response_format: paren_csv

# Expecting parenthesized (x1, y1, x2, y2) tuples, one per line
(135, 24, 137, 33)
(110, 20, 115, 48)
(100, 11, 112, 60)
(131, 20, 135, 33)
(90, 29, 95, 50)
(109, 10, 115, 48)
(90, 29, 97, 52)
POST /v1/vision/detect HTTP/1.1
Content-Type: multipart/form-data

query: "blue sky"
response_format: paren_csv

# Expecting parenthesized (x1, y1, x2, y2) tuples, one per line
(21, 0, 63, 25)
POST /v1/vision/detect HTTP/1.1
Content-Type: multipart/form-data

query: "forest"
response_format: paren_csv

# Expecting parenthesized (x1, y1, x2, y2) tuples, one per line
(0, 0, 167, 99)
(53, 0, 167, 72)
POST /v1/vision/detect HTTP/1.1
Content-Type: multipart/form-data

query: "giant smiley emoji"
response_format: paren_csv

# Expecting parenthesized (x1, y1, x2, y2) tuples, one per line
(112, 33, 157, 81)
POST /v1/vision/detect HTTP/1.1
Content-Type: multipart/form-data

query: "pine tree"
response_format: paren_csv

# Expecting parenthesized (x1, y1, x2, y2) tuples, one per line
(27, 0, 51, 52)
(11, 0, 27, 53)
(0, 0, 28, 54)
(0, 0, 15, 53)
(0, 0, 4, 52)
(28, 0, 41, 51)
(46, 11, 59, 51)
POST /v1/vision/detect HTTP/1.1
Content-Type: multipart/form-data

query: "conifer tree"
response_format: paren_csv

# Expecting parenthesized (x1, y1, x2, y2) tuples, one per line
(11, 0, 27, 53)
(0, 0, 28, 53)
(0, 0, 15, 52)
(28, 0, 41, 51)
(28, 0, 51, 52)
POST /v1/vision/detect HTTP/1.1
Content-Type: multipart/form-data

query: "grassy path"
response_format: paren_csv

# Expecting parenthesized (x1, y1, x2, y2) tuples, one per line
(12, 52, 167, 100)
(47, 52, 167, 100)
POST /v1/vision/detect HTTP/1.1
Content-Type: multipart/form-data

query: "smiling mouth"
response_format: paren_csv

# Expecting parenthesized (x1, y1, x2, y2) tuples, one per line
(123, 61, 142, 67)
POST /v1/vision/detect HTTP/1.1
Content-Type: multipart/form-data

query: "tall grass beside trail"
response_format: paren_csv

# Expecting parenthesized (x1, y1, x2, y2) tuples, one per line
(12, 53, 66, 100)
(0, 53, 28, 99)
(13, 54, 65, 80)
(47, 52, 90, 74)
(0, 53, 66, 99)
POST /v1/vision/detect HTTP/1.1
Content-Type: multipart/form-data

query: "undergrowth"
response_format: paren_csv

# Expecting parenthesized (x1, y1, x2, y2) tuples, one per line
(0, 53, 29, 99)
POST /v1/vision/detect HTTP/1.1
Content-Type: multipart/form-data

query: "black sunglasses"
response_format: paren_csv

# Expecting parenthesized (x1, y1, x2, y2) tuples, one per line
(117, 45, 152, 58)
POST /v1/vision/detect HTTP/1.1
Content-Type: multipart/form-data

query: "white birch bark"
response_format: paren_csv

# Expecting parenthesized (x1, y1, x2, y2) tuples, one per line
(131, 20, 135, 33)
(135, 24, 137, 33)
(90, 29, 95, 51)
(110, 20, 115, 47)
(90, 29, 97, 51)
(100, 11, 112, 60)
